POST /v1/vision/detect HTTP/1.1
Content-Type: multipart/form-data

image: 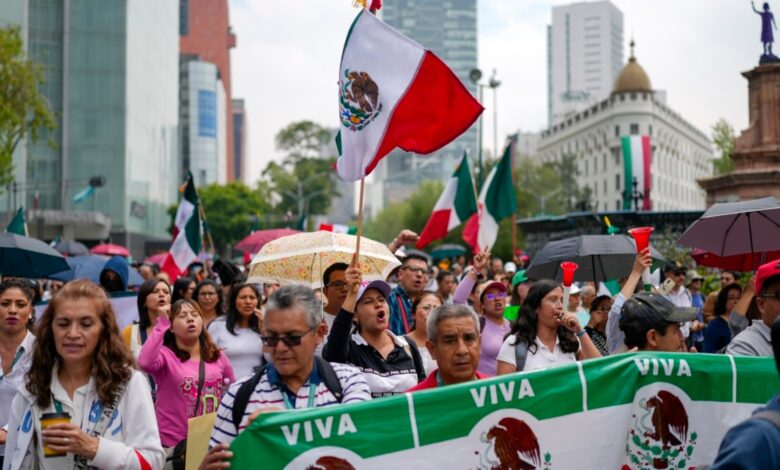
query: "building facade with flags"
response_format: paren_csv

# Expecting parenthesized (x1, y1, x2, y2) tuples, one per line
(536, 42, 713, 212)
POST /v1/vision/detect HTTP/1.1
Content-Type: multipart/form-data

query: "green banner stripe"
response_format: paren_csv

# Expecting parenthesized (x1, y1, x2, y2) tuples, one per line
(621, 136, 633, 210)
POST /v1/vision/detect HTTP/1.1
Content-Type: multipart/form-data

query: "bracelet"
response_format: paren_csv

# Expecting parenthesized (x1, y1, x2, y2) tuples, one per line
(576, 329, 587, 337)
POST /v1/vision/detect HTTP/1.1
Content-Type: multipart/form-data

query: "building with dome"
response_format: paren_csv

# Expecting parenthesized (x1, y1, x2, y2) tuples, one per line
(536, 42, 714, 212)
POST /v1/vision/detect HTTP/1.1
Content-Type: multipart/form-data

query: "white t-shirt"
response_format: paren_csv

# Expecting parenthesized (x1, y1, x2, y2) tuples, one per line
(497, 335, 578, 372)
(664, 287, 693, 338)
(208, 317, 264, 381)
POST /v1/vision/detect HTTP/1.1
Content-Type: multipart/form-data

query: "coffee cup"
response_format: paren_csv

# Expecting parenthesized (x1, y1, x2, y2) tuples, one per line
(40, 412, 71, 458)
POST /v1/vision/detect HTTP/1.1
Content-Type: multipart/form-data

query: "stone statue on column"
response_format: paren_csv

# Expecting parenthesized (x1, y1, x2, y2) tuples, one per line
(752, 1, 779, 62)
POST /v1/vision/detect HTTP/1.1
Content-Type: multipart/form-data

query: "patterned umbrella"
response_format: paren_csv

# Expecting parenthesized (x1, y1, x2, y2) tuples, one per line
(248, 231, 401, 288)
(90, 243, 130, 257)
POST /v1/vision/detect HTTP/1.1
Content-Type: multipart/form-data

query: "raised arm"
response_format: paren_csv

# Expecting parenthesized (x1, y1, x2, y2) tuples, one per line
(387, 229, 419, 254)
(323, 256, 360, 362)
(606, 248, 651, 353)
(453, 248, 489, 305)
(137, 309, 171, 374)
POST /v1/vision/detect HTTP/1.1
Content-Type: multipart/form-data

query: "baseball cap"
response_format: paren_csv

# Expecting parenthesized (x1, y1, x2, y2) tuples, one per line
(664, 261, 684, 274)
(569, 284, 581, 295)
(511, 270, 529, 289)
(479, 281, 507, 301)
(504, 262, 517, 273)
(756, 259, 780, 295)
(685, 270, 704, 285)
(357, 280, 391, 302)
(619, 292, 698, 337)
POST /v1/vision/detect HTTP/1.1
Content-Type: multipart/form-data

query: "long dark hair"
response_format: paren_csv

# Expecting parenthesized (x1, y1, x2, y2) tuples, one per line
(714, 283, 741, 317)
(225, 283, 261, 335)
(193, 279, 224, 317)
(163, 299, 221, 363)
(27, 280, 134, 408)
(507, 280, 579, 355)
(0, 278, 37, 329)
(137, 278, 170, 330)
(172, 276, 195, 304)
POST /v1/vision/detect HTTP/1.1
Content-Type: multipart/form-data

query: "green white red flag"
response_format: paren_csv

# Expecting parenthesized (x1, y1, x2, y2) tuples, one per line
(622, 135, 652, 210)
(416, 152, 477, 249)
(462, 144, 516, 252)
(335, 10, 483, 181)
(319, 223, 357, 235)
(162, 173, 201, 280)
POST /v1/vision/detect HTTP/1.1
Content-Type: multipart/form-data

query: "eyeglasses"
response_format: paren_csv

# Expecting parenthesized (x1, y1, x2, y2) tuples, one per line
(326, 281, 347, 289)
(199, 291, 217, 298)
(403, 266, 427, 274)
(485, 292, 507, 301)
(261, 327, 315, 348)
(758, 292, 780, 302)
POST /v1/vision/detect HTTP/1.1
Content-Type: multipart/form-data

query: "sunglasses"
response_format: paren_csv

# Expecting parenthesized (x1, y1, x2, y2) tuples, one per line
(261, 327, 315, 348)
(485, 292, 507, 301)
(759, 292, 780, 302)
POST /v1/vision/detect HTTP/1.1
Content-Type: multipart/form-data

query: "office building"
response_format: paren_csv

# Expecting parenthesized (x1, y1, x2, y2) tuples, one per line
(548, 1, 624, 125)
(232, 98, 247, 183)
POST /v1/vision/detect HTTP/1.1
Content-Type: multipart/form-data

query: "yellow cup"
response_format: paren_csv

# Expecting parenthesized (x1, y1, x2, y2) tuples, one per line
(40, 412, 71, 458)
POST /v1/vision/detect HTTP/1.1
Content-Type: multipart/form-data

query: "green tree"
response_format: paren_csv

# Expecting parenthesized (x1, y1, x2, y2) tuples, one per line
(711, 118, 735, 175)
(0, 26, 55, 190)
(515, 157, 566, 217)
(197, 182, 271, 254)
(263, 120, 339, 219)
(275, 120, 333, 165)
(553, 154, 592, 212)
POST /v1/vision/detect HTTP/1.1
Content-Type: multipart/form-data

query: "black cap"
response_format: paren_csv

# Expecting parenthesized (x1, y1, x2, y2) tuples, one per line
(619, 292, 698, 337)
(664, 261, 684, 274)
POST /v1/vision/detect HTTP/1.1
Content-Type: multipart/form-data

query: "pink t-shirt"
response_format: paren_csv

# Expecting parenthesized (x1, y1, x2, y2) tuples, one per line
(478, 318, 511, 377)
(138, 315, 235, 447)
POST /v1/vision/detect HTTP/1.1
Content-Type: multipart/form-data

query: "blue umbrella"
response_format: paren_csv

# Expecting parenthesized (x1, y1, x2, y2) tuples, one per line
(430, 244, 467, 260)
(0, 233, 69, 278)
(51, 255, 144, 287)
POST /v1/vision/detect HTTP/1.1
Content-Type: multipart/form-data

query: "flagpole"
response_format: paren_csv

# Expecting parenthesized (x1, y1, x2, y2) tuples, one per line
(355, 177, 365, 258)
(510, 139, 517, 263)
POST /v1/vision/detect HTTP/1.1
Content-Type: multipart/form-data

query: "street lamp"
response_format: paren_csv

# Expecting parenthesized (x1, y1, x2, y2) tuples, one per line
(488, 69, 501, 161)
(625, 176, 645, 211)
(469, 68, 484, 188)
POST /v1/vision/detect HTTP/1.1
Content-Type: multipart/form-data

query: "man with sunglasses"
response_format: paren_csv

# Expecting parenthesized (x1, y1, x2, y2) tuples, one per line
(388, 254, 430, 335)
(322, 262, 349, 333)
(725, 259, 780, 357)
(201, 286, 370, 468)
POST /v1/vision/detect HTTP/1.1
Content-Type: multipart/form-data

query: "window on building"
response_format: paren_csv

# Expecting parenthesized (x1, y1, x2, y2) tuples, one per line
(603, 153, 607, 171)
(630, 123, 639, 135)
(603, 179, 607, 194)
(616, 200, 621, 210)
(649, 124, 653, 136)
(198, 90, 217, 137)
(180, 0, 189, 36)
(585, 160, 589, 176)
(615, 125, 620, 137)
(616, 174, 621, 192)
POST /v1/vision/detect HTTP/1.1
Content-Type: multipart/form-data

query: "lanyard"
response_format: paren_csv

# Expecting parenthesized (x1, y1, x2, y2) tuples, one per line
(0, 347, 25, 382)
(397, 294, 411, 334)
(53, 397, 64, 414)
(436, 371, 444, 387)
(281, 383, 317, 410)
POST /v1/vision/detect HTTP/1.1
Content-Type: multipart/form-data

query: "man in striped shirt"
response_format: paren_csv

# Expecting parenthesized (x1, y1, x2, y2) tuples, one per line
(199, 286, 371, 469)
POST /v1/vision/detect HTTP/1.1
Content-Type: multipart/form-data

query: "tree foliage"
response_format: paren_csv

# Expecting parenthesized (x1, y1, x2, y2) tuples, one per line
(711, 118, 735, 175)
(553, 154, 593, 212)
(262, 121, 339, 218)
(196, 182, 271, 254)
(0, 26, 55, 190)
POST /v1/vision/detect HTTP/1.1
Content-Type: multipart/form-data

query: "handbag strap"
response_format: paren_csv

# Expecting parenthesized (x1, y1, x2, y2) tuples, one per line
(193, 358, 206, 417)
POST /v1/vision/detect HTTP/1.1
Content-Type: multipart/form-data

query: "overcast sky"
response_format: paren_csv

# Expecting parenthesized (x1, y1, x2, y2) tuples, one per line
(231, 0, 760, 184)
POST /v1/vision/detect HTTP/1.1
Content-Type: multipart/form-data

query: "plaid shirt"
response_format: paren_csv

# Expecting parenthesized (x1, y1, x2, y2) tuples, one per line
(388, 284, 414, 335)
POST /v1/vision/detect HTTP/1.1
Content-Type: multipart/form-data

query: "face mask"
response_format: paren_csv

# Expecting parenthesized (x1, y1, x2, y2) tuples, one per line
(101, 277, 124, 292)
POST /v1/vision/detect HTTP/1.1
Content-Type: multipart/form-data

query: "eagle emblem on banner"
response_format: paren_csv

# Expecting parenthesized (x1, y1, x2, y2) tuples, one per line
(339, 70, 383, 131)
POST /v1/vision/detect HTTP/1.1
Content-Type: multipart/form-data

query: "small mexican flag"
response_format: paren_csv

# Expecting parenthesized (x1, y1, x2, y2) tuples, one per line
(335, 10, 483, 181)
(162, 173, 201, 280)
(319, 223, 357, 235)
(416, 152, 477, 249)
(462, 144, 516, 252)
(621, 135, 652, 210)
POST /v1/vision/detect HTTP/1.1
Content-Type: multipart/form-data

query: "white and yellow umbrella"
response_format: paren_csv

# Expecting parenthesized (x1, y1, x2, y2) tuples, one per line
(247, 231, 401, 288)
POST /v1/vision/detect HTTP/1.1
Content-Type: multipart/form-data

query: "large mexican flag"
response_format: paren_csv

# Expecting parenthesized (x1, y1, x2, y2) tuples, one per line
(335, 10, 483, 181)
(161, 173, 201, 280)
(228, 352, 779, 469)
(416, 152, 477, 249)
(622, 135, 652, 210)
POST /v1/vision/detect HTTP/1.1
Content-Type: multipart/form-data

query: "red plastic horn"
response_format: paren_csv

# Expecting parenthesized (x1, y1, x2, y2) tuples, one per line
(628, 227, 654, 253)
(560, 261, 579, 286)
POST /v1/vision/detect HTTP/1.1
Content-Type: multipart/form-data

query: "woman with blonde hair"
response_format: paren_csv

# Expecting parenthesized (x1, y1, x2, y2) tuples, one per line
(4, 279, 164, 469)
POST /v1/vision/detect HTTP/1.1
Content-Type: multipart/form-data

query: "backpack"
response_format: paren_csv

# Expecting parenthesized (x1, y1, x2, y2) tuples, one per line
(513, 339, 529, 373)
(231, 356, 343, 430)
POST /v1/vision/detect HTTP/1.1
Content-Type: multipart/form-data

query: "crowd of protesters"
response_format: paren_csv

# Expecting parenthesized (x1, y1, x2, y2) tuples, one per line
(1, 228, 779, 469)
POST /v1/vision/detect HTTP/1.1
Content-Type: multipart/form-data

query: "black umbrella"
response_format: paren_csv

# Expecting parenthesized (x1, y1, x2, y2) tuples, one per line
(54, 240, 89, 256)
(0, 233, 70, 278)
(678, 196, 780, 260)
(526, 234, 665, 283)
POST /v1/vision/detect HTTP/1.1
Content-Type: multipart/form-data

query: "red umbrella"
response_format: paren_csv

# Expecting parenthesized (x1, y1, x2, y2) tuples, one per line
(691, 248, 780, 272)
(235, 229, 301, 254)
(144, 252, 168, 265)
(90, 243, 130, 257)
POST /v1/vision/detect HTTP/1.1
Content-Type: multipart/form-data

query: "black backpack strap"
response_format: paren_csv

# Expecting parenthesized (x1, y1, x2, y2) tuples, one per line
(479, 316, 486, 333)
(231, 364, 268, 430)
(314, 357, 343, 403)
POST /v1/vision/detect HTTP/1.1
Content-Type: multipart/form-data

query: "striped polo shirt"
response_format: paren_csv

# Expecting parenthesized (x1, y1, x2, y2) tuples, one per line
(210, 361, 371, 446)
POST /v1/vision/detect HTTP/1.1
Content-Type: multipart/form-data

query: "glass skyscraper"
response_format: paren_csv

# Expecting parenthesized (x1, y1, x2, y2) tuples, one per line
(17, 0, 179, 244)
